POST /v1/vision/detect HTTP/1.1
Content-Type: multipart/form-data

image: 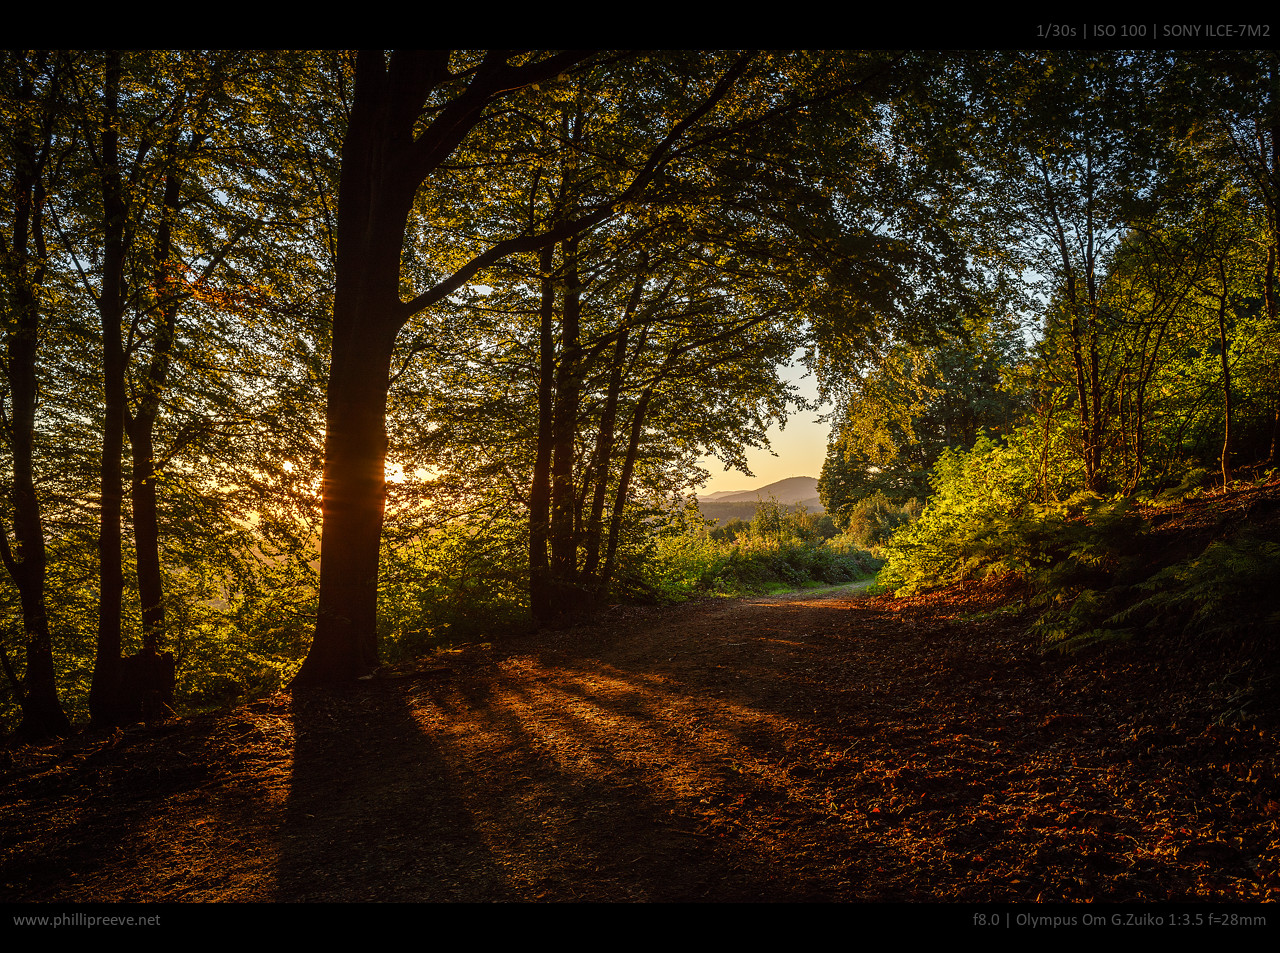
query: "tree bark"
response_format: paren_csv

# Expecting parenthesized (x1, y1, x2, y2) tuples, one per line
(0, 52, 70, 737)
(299, 319, 398, 682)
(1, 327, 67, 733)
(89, 53, 129, 725)
(600, 386, 655, 592)
(528, 245, 557, 625)
(548, 235, 584, 615)
(126, 158, 183, 651)
(582, 265, 647, 586)
(1215, 260, 1234, 488)
(1, 301, 68, 737)
(292, 55, 414, 684)
(580, 324, 631, 586)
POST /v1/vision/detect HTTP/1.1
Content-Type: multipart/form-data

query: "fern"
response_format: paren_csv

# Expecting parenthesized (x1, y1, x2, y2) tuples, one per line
(1109, 533, 1280, 640)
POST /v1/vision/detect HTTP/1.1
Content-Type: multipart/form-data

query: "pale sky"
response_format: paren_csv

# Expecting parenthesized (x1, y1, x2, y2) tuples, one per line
(697, 356, 831, 495)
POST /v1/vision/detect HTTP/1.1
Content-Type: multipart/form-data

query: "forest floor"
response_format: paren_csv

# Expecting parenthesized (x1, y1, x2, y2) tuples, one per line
(2, 544, 1280, 903)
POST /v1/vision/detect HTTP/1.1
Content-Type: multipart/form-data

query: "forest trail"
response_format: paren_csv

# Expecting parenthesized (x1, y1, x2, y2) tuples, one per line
(2, 579, 1277, 902)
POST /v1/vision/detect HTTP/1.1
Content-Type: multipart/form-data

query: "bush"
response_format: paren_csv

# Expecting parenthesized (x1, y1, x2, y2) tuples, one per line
(1038, 530, 1280, 653)
(643, 508, 881, 601)
(377, 516, 530, 657)
(844, 491, 919, 550)
(877, 435, 1036, 593)
(646, 530, 731, 601)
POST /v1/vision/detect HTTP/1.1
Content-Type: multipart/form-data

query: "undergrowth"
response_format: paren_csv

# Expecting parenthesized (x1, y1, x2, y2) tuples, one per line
(873, 431, 1280, 661)
(1037, 530, 1280, 653)
(647, 528, 880, 601)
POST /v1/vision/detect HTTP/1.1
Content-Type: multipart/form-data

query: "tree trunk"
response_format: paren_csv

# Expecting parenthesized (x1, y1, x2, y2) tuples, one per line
(548, 236, 583, 616)
(297, 324, 397, 682)
(292, 53, 418, 685)
(2, 312, 69, 737)
(580, 325, 631, 585)
(128, 425, 165, 646)
(90, 53, 129, 725)
(127, 160, 182, 652)
(0, 50, 69, 737)
(1268, 400, 1279, 464)
(600, 386, 655, 591)
(1063, 301, 1107, 494)
(1216, 262, 1234, 488)
(528, 245, 557, 625)
(582, 267, 646, 586)
(1263, 54, 1279, 324)
(291, 247, 403, 683)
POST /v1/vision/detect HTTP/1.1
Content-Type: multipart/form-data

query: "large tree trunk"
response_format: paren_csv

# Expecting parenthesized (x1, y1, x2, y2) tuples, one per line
(127, 160, 182, 651)
(89, 54, 129, 726)
(292, 53, 417, 685)
(600, 386, 655, 591)
(580, 325, 631, 586)
(0, 50, 70, 737)
(2, 294, 69, 737)
(297, 324, 397, 682)
(128, 425, 165, 645)
(582, 267, 646, 587)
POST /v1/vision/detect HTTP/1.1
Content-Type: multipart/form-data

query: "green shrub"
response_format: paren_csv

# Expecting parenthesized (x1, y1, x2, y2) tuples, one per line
(643, 523, 880, 601)
(377, 515, 530, 657)
(844, 491, 919, 549)
(646, 530, 731, 601)
(1139, 532, 1280, 638)
(877, 435, 1036, 593)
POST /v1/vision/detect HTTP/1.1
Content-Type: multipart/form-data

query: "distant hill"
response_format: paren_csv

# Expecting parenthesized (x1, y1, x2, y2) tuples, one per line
(698, 476, 819, 505)
(696, 476, 823, 525)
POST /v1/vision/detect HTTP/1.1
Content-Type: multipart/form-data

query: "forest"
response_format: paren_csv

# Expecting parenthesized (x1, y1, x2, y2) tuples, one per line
(1, 49, 1277, 791)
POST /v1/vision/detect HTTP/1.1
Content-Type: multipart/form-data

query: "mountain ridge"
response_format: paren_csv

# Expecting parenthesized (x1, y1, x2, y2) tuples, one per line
(696, 475, 819, 505)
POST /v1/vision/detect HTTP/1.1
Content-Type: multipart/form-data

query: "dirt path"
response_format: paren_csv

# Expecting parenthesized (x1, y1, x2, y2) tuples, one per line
(2, 580, 1277, 902)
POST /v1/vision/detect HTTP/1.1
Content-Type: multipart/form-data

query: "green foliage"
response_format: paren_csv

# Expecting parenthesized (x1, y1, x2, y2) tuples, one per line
(709, 517, 751, 543)
(1016, 495, 1150, 649)
(643, 502, 879, 602)
(645, 531, 733, 601)
(0, 527, 315, 730)
(1122, 533, 1280, 639)
(377, 516, 531, 658)
(842, 492, 921, 551)
(819, 307, 1028, 524)
(1039, 531, 1280, 653)
(873, 403, 1276, 661)
(876, 434, 1040, 593)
